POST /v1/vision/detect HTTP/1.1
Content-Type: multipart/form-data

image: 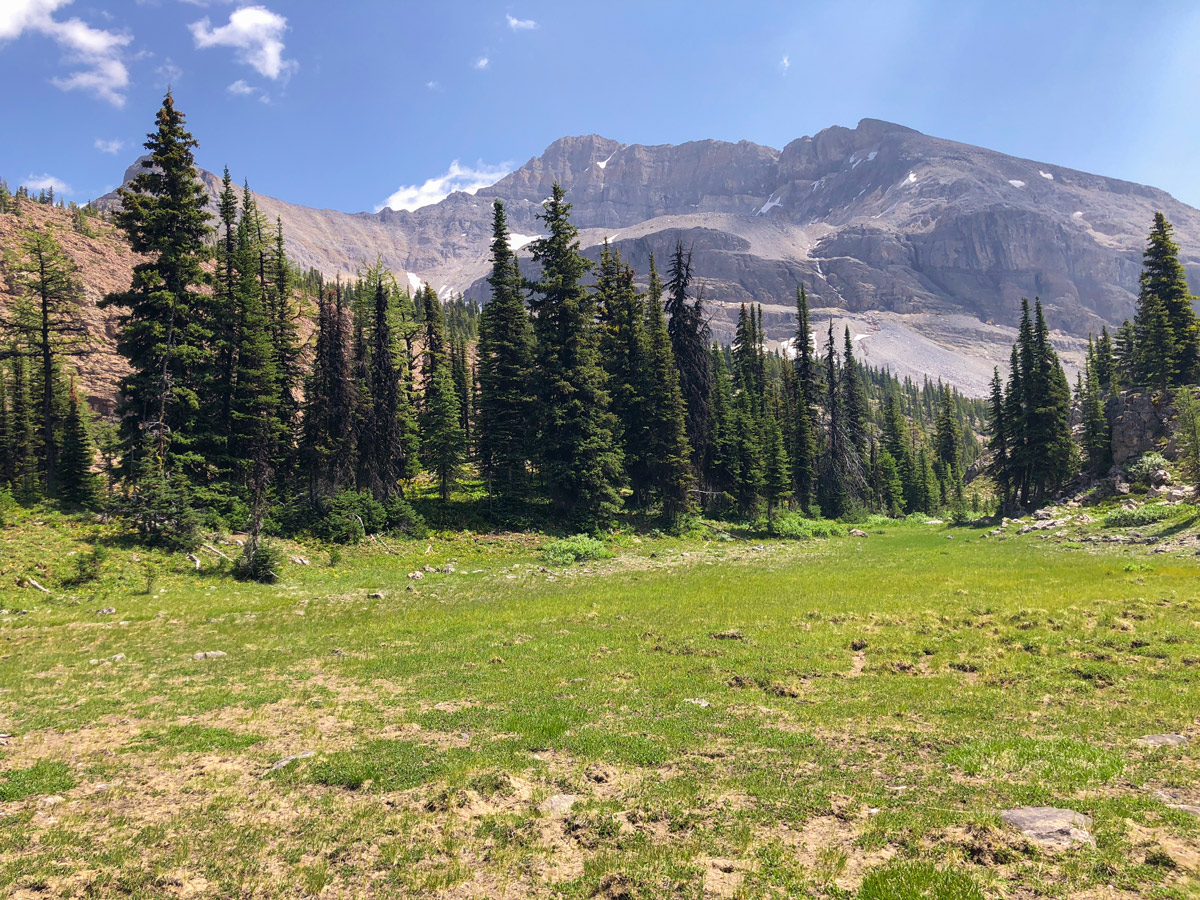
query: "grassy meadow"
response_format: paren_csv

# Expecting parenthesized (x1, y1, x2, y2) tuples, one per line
(2, 504, 1200, 898)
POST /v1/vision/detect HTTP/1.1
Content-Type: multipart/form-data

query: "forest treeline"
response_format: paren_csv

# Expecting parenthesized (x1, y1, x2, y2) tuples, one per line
(2, 94, 1197, 577)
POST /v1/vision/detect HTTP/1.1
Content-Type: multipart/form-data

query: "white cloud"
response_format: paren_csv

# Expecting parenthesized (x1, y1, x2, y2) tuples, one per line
(94, 137, 124, 154)
(376, 160, 511, 213)
(155, 58, 182, 86)
(24, 172, 72, 195)
(780, 55, 790, 73)
(0, 0, 131, 105)
(190, 5, 296, 80)
(506, 14, 537, 30)
(227, 78, 254, 94)
(426, 79, 438, 89)
(474, 56, 488, 70)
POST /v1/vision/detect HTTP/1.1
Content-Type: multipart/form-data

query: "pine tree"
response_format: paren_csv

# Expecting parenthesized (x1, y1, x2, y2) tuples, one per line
(100, 92, 213, 476)
(706, 344, 738, 509)
(665, 242, 713, 471)
(0, 366, 10, 488)
(419, 285, 465, 501)
(643, 268, 694, 526)
(58, 381, 100, 507)
(477, 199, 536, 501)
(1080, 355, 1111, 475)
(212, 167, 240, 453)
(819, 321, 865, 516)
(841, 327, 869, 456)
(1114, 319, 1137, 387)
(875, 446, 904, 517)
(791, 286, 819, 514)
(3, 226, 88, 496)
(361, 274, 419, 498)
(1134, 213, 1200, 387)
(762, 399, 791, 531)
(985, 368, 1011, 509)
(1174, 385, 1200, 491)
(596, 241, 651, 504)
(300, 285, 356, 498)
(527, 184, 623, 530)
(8, 352, 39, 502)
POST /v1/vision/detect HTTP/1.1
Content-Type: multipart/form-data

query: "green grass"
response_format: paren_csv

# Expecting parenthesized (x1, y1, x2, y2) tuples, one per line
(0, 503, 1198, 898)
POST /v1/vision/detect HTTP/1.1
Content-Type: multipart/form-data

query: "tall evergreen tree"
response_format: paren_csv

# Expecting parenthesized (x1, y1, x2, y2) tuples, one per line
(841, 326, 869, 456)
(419, 285, 465, 501)
(791, 286, 819, 514)
(361, 275, 419, 498)
(1134, 213, 1200, 387)
(300, 285, 356, 498)
(527, 184, 623, 530)
(100, 92, 213, 475)
(4, 226, 88, 495)
(57, 382, 100, 507)
(665, 242, 713, 471)
(477, 199, 536, 500)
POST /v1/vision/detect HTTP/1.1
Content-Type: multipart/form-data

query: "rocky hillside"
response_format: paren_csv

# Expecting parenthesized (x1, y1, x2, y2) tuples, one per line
(0, 203, 133, 413)
(84, 119, 1200, 395)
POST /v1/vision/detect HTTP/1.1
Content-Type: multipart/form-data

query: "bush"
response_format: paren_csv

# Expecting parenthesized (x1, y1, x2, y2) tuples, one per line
(1104, 502, 1193, 528)
(235, 541, 286, 584)
(383, 494, 428, 539)
(62, 545, 108, 586)
(1127, 452, 1170, 485)
(769, 512, 846, 540)
(540, 534, 611, 566)
(310, 490, 387, 544)
(126, 467, 202, 552)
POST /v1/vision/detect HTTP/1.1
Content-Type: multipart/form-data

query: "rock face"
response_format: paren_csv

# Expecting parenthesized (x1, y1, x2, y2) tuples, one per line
(1109, 393, 1174, 464)
(87, 118, 1200, 394)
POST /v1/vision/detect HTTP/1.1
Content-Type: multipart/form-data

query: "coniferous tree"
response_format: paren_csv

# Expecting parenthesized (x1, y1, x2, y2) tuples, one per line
(985, 368, 1011, 509)
(0, 367, 9, 487)
(8, 352, 38, 502)
(665, 242, 713, 471)
(596, 242, 651, 504)
(1114, 319, 1137, 386)
(101, 92, 213, 476)
(1174, 385, 1200, 491)
(527, 184, 623, 530)
(419, 285, 465, 501)
(762, 398, 791, 530)
(4, 226, 89, 495)
(1133, 213, 1199, 387)
(477, 199, 536, 501)
(1080, 356, 1111, 475)
(58, 381, 100, 507)
(361, 275, 419, 498)
(791, 286, 819, 514)
(300, 285, 356, 498)
(841, 326, 869, 456)
(212, 167, 240, 451)
(706, 344, 738, 508)
(642, 271, 694, 526)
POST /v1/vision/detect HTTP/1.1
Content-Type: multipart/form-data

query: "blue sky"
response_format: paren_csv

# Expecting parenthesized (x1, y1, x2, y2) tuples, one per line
(3, 1, 1200, 213)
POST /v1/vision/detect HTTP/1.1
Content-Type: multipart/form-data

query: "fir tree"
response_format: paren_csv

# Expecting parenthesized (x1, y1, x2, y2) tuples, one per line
(1134, 213, 1199, 386)
(419, 285, 465, 501)
(985, 368, 1011, 509)
(100, 92, 213, 476)
(841, 326, 869, 456)
(643, 266, 693, 526)
(527, 184, 623, 530)
(762, 399, 791, 531)
(300, 285, 356, 498)
(665, 242, 713, 471)
(706, 344, 738, 508)
(58, 381, 100, 507)
(4, 226, 89, 495)
(791, 286, 819, 514)
(1174, 385, 1200, 491)
(361, 275, 419, 498)
(476, 199, 536, 500)
(1080, 355, 1111, 475)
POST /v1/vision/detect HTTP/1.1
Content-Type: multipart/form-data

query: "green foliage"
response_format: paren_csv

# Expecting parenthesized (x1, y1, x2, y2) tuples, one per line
(1103, 502, 1192, 529)
(57, 385, 100, 507)
(62, 544, 108, 586)
(1126, 452, 1170, 485)
(1175, 385, 1200, 489)
(539, 534, 612, 565)
(382, 493, 428, 539)
(857, 861, 982, 900)
(310, 489, 387, 543)
(1132, 213, 1200, 388)
(235, 540, 285, 583)
(767, 512, 845, 540)
(125, 444, 202, 551)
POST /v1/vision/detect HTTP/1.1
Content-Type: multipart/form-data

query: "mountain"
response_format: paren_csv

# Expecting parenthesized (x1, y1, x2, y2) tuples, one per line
(92, 119, 1200, 395)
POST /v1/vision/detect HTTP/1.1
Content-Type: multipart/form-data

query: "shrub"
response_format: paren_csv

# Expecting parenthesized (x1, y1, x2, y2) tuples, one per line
(1127, 452, 1170, 485)
(769, 512, 846, 540)
(310, 490, 387, 544)
(235, 541, 286, 583)
(1104, 503, 1193, 528)
(540, 534, 611, 566)
(383, 494, 428, 539)
(62, 545, 108, 586)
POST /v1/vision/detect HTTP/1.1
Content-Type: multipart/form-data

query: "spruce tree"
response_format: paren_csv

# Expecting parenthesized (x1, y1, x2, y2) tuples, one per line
(985, 368, 1011, 509)
(300, 285, 356, 498)
(1081, 356, 1111, 475)
(101, 92, 213, 475)
(362, 275, 420, 498)
(665, 242, 713, 471)
(762, 400, 791, 531)
(643, 267, 694, 526)
(58, 382, 100, 507)
(527, 184, 623, 530)
(419, 286, 465, 501)
(1134, 213, 1199, 386)
(706, 344, 738, 509)
(477, 199, 536, 501)
(8, 352, 39, 502)
(1174, 385, 1200, 491)
(841, 327, 869, 456)
(4, 226, 88, 496)
(596, 242, 651, 504)
(791, 286, 818, 514)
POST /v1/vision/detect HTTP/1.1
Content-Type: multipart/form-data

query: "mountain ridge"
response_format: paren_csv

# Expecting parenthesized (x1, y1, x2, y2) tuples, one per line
(92, 118, 1200, 395)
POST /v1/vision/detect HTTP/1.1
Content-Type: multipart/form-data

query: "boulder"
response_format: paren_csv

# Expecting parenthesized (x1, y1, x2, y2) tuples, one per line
(1001, 806, 1094, 848)
(1109, 392, 1173, 465)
